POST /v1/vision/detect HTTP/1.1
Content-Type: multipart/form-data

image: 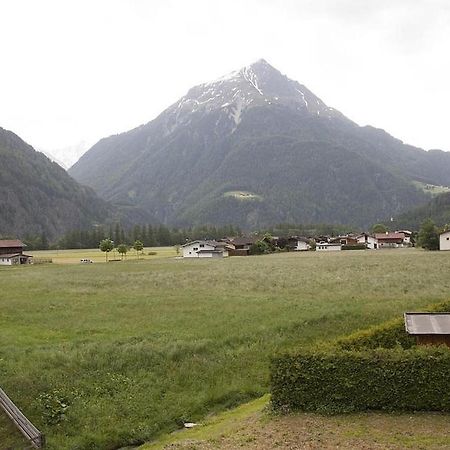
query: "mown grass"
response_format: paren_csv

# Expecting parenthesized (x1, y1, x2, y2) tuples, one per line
(140, 395, 450, 450)
(1, 249, 450, 449)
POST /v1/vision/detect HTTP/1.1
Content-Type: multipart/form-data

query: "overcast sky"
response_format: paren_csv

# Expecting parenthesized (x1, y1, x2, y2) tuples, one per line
(1, 0, 450, 167)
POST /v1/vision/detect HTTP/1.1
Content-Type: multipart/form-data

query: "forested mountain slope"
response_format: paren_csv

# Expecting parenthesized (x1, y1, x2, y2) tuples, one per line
(0, 127, 110, 239)
(70, 59, 450, 228)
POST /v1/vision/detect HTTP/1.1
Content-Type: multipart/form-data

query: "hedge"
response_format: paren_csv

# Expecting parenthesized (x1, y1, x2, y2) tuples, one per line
(271, 347, 450, 414)
(341, 244, 366, 251)
(271, 300, 450, 414)
(336, 299, 450, 350)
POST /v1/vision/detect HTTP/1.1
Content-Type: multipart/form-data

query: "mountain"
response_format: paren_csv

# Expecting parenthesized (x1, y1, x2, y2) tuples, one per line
(70, 59, 450, 229)
(0, 127, 112, 240)
(393, 191, 450, 230)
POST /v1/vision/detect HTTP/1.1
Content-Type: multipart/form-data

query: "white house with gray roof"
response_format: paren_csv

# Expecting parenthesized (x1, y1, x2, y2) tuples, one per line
(182, 240, 229, 258)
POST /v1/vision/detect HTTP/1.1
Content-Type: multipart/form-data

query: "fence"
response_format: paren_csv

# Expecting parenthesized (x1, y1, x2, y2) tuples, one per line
(0, 387, 45, 448)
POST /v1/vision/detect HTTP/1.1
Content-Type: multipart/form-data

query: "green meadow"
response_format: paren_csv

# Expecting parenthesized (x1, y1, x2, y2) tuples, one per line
(1, 248, 450, 449)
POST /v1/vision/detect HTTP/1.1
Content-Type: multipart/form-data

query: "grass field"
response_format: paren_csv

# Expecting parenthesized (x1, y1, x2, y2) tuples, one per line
(1, 248, 450, 449)
(29, 246, 177, 264)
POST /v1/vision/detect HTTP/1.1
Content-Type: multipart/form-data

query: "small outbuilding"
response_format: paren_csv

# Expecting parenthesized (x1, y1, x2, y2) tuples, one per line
(404, 312, 450, 347)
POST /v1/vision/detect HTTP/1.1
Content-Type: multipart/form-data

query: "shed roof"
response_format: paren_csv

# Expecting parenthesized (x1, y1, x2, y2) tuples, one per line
(0, 240, 25, 248)
(404, 313, 450, 335)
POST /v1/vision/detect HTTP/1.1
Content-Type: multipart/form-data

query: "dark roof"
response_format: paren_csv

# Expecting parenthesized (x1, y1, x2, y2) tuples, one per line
(0, 239, 25, 248)
(230, 236, 256, 246)
(404, 313, 450, 335)
(181, 240, 220, 248)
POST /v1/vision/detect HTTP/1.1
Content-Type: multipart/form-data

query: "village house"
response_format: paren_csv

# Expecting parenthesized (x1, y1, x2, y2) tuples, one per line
(396, 230, 413, 245)
(0, 240, 33, 265)
(222, 236, 256, 256)
(439, 231, 450, 251)
(356, 233, 379, 249)
(329, 235, 358, 246)
(287, 236, 310, 251)
(316, 241, 342, 251)
(404, 312, 450, 347)
(182, 240, 230, 258)
(375, 232, 405, 248)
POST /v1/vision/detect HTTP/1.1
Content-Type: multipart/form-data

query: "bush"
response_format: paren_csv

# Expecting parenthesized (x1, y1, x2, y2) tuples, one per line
(336, 299, 450, 350)
(147, 251, 157, 255)
(271, 299, 450, 414)
(336, 317, 415, 350)
(271, 347, 450, 414)
(341, 244, 366, 251)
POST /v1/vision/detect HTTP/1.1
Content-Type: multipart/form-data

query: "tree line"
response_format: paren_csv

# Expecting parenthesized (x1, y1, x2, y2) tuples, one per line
(26, 224, 243, 250)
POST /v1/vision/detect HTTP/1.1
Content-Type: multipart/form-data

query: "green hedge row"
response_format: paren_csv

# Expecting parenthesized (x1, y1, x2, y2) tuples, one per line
(271, 347, 450, 414)
(271, 300, 450, 414)
(341, 244, 366, 251)
(336, 317, 415, 350)
(336, 299, 450, 350)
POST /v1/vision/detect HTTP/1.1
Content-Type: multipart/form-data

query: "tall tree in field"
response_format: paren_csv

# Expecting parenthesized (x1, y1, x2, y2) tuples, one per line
(417, 219, 439, 250)
(133, 240, 144, 258)
(99, 238, 114, 261)
(117, 243, 128, 260)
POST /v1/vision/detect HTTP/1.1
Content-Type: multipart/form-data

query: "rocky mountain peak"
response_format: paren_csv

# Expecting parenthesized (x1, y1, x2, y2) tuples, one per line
(162, 59, 346, 136)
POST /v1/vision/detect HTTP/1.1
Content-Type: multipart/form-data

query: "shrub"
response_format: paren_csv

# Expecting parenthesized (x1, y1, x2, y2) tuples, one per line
(271, 299, 450, 414)
(342, 244, 366, 251)
(271, 347, 450, 414)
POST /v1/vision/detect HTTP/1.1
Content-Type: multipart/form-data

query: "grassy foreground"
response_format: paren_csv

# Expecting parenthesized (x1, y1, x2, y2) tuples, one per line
(141, 396, 450, 450)
(1, 249, 450, 448)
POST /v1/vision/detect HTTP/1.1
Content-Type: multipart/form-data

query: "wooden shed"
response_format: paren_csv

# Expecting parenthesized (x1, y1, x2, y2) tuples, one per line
(404, 312, 450, 347)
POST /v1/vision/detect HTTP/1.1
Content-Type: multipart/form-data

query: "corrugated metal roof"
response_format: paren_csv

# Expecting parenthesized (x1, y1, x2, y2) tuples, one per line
(404, 313, 450, 335)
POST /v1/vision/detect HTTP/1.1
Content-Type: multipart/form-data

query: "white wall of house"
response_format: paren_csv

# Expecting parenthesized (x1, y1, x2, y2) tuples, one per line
(294, 240, 309, 251)
(316, 243, 342, 251)
(440, 231, 450, 250)
(378, 241, 403, 248)
(0, 256, 19, 265)
(198, 251, 223, 258)
(182, 241, 216, 258)
(357, 235, 379, 249)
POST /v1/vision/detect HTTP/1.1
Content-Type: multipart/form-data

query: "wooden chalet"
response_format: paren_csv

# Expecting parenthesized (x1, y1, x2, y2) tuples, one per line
(375, 232, 405, 248)
(223, 236, 256, 256)
(0, 240, 33, 265)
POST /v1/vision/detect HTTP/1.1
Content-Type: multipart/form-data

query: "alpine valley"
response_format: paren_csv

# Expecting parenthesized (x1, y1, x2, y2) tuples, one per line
(65, 59, 450, 229)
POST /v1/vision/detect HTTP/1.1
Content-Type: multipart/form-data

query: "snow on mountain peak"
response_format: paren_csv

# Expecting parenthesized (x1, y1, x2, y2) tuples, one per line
(164, 59, 345, 136)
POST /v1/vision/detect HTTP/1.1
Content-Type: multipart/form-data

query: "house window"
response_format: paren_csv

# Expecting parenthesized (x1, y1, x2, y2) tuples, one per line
(200, 244, 204, 248)
(447, 237, 449, 241)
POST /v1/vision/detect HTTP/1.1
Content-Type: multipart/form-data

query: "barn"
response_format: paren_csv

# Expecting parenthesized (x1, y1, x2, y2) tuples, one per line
(0, 240, 33, 265)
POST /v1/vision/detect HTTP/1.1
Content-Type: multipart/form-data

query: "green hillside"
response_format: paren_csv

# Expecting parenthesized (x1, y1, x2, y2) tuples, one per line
(0, 127, 109, 240)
